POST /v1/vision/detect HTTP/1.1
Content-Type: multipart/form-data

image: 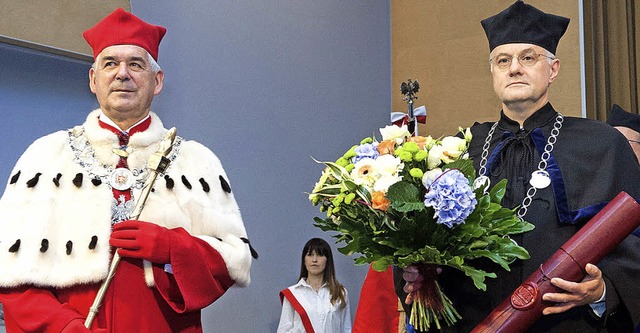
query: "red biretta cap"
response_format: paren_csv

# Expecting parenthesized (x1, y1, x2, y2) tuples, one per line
(83, 8, 167, 61)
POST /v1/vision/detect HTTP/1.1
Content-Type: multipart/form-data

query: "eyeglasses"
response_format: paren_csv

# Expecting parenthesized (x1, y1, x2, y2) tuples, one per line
(629, 140, 640, 145)
(490, 53, 555, 70)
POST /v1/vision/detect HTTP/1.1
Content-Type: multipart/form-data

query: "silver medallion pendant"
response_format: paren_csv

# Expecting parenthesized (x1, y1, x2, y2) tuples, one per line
(529, 170, 551, 189)
(109, 167, 135, 190)
(473, 175, 491, 192)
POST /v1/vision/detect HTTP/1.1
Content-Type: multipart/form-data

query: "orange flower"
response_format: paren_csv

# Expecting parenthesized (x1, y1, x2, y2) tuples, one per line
(408, 136, 427, 150)
(371, 191, 391, 211)
(377, 140, 396, 155)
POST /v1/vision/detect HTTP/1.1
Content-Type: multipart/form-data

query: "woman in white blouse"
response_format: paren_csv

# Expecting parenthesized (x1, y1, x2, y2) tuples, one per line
(277, 238, 352, 333)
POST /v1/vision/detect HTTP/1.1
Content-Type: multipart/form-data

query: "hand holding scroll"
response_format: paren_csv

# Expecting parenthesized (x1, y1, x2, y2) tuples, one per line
(542, 263, 605, 315)
(471, 191, 640, 333)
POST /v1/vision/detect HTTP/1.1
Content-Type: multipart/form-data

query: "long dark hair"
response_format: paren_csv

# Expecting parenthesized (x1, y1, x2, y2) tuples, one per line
(298, 238, 347, 308)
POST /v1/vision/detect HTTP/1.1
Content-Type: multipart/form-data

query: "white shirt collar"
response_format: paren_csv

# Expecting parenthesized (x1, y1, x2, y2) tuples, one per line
(295, 278, 327, 290)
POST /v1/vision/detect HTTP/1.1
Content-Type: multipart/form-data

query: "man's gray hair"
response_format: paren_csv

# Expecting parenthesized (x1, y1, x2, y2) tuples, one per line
(545, 50, 556, 63)
(91, 50, 162, 73)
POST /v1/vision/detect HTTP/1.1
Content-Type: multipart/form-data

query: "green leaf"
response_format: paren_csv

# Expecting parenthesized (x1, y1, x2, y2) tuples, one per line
(391, 201, 427, 212)
(468, 240, 489, 249)
(444, 159, 475, 178)
(321, 161, 350, 182)
(469, 249, 510, 270)
(312, 185, 342, 196)
(372, 259, 393, 271)
(381, 215, 399, 231)
(342, 180, 359, 192)
(387, 181, 425, 213)
(459, 266, 496, 291)
(489, 179, 508, 203)
(474, 195, 490, 211)
(387, 181, 421, 201)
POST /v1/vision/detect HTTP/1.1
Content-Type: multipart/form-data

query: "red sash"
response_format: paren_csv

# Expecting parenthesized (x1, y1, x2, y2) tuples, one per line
(280, 288, 316, 333)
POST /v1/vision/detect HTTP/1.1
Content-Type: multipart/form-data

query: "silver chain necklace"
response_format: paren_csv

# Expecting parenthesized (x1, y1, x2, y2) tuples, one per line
(67, 126, 182, 189)
(68, 126, 182, 224)
(473, 113, 564, 219)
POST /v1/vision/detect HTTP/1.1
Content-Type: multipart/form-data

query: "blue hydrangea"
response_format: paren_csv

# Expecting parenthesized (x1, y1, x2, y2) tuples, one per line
(352, 143, 380, 164)
(424, 169, 477, 228)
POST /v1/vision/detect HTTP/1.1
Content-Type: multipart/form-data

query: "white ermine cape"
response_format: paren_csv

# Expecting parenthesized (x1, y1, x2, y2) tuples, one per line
(0, 110, 252, 288)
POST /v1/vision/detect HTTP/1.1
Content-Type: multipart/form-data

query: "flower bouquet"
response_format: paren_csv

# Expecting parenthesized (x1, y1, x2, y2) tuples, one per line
(308, 124, 534, 331)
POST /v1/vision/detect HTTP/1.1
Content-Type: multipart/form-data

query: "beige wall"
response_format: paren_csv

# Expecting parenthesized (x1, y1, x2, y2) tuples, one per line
(0, 1, 130, 59)
(392, 0, 581, 137)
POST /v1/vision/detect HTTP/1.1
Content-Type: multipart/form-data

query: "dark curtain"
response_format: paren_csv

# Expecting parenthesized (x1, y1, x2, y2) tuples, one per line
(584, 0, 640, 120)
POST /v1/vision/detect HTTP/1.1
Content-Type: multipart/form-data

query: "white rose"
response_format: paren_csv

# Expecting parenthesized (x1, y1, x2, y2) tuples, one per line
(380, 124, 410, 144)
(440, 136, 467, 161)
(427, 145, 445, 169)
(374, 154, 403, 176)
(374, 174, 403, 193)
(425, 135, 437, 150)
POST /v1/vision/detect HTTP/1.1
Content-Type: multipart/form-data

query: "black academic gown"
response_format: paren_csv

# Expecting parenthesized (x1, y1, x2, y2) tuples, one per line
(396, 103, 640, 332)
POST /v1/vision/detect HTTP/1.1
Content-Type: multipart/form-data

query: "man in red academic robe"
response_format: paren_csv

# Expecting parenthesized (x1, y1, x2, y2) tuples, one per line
(0, 8, 255, 332)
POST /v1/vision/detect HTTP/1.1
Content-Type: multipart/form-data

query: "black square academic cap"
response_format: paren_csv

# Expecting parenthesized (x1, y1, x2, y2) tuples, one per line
(481, 1, 570, 54)
(607, 104, 640, 133)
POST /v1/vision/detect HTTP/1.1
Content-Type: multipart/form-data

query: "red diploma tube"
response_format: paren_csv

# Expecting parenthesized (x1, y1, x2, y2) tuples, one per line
(472, 191, 640, 333)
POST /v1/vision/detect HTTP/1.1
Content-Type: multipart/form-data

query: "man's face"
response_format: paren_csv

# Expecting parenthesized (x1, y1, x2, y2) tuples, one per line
(490, 43, 559, 108)
(89, 45, 164, 124)
(615, 126, 640, 163)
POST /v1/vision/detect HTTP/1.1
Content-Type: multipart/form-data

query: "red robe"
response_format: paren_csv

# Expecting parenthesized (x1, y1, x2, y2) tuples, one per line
(0, 111, 252, 332)
(1, 217, 234, 333)
(352, 265, 400, 333)
(0, 228, 233, 333)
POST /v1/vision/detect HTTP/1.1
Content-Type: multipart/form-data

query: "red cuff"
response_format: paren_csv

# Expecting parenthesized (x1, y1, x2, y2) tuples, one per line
(153, 228, 234, 312)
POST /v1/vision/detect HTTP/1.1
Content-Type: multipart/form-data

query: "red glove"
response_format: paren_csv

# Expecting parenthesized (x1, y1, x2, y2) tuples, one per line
(61, 319, 92, 333)
(109, 220, 171, 263)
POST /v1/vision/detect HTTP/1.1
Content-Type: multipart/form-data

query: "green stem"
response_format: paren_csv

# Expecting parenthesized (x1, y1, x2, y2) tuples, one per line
(409, 280, 460, 330)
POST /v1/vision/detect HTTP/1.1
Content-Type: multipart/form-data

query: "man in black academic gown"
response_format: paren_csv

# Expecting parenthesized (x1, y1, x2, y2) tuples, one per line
(605, 105, 640, 333)
(607, 104, 640, 164)
(396, 1, 640, 332)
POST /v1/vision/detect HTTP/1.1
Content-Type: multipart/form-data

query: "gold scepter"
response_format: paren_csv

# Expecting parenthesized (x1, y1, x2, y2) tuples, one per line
(85, 127, 177, 328)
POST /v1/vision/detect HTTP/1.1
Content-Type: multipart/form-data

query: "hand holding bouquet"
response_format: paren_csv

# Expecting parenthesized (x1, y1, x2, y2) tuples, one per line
(309, 124, 534, 330)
